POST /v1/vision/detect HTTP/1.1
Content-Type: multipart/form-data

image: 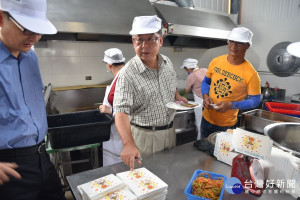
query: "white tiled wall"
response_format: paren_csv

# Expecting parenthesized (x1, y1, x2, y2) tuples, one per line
(34, 40, 208, 90)
(35, 38, 300, 97)
(35, 41, 134, 87)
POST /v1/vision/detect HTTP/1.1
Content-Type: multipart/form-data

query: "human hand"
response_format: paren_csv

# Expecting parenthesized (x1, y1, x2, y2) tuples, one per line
(120, 142, 142, 170)
(177, 96, 188, 103)
(175, 91, 188, 103)
(0, 162, 21, 185)
(99, 105, 112, 114)
(203, 94, 213, 109)
(214, 101, 232, 112)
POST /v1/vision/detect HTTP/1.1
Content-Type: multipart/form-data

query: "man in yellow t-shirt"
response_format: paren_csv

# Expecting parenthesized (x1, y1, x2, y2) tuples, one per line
(201, 27, 261, 138)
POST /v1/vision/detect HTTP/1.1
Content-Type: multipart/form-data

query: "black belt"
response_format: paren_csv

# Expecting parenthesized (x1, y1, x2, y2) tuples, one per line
(132, 121, 173, 131)
(0, 141, 46, 157)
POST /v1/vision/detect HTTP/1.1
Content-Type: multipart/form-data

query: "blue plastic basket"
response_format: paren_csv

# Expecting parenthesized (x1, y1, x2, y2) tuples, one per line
(184, 170, 227, 200)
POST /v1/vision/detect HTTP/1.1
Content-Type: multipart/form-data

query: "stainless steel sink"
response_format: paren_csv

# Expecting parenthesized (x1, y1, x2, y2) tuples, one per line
(242, 109, 300, 134)
(264, 122, 300, 157)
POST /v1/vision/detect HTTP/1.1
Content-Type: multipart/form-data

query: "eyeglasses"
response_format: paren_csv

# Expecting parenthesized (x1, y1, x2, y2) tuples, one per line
(7, 13, 42, 36)
(227, 40, 248, 47)
(132, 36, 160, 46)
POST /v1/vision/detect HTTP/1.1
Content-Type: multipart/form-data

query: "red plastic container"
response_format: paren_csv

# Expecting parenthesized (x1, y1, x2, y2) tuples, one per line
(265, 102, 300, 118)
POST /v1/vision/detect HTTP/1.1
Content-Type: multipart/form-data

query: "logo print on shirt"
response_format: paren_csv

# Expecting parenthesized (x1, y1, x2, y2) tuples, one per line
(214, 78, 232, 98)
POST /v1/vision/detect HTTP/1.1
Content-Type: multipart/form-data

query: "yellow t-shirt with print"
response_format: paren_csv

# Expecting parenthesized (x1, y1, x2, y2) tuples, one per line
(203, 55, 261, 127)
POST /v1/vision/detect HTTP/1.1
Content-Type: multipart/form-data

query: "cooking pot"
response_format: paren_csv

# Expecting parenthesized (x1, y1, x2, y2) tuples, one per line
(264, 122, 300, 157)
(267, 42, 300, 77)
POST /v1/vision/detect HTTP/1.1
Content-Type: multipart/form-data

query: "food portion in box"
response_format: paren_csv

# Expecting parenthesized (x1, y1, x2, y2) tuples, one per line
(185, 170, 227, 200)
(77, 168, 168, 200)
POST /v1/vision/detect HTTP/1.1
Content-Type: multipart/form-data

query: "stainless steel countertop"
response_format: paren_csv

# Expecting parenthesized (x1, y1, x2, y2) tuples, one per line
(66, 143, 296, 200)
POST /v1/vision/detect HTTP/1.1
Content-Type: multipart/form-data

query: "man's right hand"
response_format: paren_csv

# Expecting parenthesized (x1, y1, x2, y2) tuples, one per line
(99, 105, 112, 114)
(0, 162, 21, 185)
(203, 94, 213, 109)
(120, 142, 142, 170)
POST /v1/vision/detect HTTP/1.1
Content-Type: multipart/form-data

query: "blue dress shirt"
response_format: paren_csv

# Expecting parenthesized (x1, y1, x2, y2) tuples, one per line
(0, 41, 47, 149)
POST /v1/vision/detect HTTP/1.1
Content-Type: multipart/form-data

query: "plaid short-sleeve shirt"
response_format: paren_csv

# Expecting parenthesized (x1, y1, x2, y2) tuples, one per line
(113, 54, 177, 126)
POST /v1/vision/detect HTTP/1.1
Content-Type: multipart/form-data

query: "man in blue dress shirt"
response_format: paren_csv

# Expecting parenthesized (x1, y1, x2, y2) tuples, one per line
(0, 0, 66, 199)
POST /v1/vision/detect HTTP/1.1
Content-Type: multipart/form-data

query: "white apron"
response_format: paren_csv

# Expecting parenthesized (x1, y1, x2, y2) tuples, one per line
(102, 73, 123, 166)
(193, 94, 203, 140)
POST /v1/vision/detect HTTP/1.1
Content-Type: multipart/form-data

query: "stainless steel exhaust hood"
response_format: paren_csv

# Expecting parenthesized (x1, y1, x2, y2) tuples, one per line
(153, 3, 237, 48)
(43, 0, 237, 48)
(42, 0, 156, 42)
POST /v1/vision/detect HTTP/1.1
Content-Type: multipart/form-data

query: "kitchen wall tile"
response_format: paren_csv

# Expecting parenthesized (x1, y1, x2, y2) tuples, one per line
(52, 57, 81, 75)
(50, 73, 112, 88)
(51, 74, 84, 87)
(38, 57, 53, 75)
(80, 57, 104, 73)
(35, 41, 56, 57)
(48, 41, 80, 57)
(79, 42, 104, 57)
(86, 73, 112, 85)
(79, 42, 136, 58)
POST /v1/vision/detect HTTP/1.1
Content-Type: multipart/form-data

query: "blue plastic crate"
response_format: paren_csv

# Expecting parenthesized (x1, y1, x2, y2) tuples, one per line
(184, 170, 227, 200)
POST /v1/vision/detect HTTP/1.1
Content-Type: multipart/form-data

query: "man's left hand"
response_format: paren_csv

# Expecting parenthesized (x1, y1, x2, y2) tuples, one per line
(177, 96, 188, 103)
(175, 89, 188, 103)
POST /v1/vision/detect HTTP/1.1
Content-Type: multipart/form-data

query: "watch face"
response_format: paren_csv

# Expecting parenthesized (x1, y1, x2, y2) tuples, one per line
(249, 159, 264, 188)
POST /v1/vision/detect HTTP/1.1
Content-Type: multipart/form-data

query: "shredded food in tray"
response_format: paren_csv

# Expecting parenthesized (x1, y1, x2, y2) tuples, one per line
(192, 174, 223, 200)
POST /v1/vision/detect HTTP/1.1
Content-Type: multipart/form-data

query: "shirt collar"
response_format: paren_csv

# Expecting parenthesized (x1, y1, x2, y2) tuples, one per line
(135, 53, 167, 73)
(0, 41, 32, 63)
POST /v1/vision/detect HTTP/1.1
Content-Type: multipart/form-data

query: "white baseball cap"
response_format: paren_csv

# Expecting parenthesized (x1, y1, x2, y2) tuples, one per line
(180, 58, 198, 69)
(287, 42, 300, 58)
(129, 15, 162, 35)
(0, 0, 57, 35)
(103, 48, 125, 65)
(227, 27, 253, 46)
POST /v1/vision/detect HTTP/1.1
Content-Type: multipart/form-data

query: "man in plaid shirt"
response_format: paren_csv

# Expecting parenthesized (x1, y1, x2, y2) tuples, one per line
(113, 15, 187, 170)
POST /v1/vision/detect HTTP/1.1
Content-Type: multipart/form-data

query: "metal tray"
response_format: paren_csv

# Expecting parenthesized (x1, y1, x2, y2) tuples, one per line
(47, 110, 112, 149)
(242, 109, 300, 134)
